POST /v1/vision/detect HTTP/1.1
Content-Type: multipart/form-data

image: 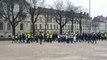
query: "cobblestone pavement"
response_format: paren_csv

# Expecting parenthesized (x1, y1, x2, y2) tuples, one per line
(0, 41, 107, 60)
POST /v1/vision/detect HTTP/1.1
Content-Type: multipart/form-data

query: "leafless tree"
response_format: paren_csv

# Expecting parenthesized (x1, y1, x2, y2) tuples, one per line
(0, 0, 28, 37)
(65, 0, 79, 33)
(53, 0, 69, 34)
(27, 0, 45, 37)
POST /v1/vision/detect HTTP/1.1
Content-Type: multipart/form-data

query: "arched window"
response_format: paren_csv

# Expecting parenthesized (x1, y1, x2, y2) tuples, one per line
(20, 23, 23, 30)
(0, 22, 3, 30)
(7, 23, 11, 30)
(40, 24, 42, 29)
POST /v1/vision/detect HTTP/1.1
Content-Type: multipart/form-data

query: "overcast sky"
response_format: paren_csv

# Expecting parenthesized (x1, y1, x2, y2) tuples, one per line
(45, 0, 107, 18)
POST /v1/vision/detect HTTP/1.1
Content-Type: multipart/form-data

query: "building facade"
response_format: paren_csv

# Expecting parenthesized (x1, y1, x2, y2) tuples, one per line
(92, 21, 107, 33)
(0, 10, 89, 38)
(92, 16, 107, 33)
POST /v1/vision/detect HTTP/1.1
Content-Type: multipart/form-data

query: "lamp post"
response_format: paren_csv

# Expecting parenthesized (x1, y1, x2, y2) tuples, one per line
(89, 0, 91, 17)
(89, 0, 92, 33)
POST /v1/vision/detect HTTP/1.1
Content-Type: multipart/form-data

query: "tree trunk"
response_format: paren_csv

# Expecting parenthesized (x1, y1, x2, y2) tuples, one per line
(32, 22, 35, 37)
(44, 17, 47, 34)
(60, 26, 63, 35)
(45, 23, 47, 34)
(79, 19, 82, 33)
(12, 25, 16, 38)
(71, 19, 74, 33)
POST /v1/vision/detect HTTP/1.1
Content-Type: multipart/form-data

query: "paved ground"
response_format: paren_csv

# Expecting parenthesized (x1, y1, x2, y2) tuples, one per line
(0, 41, 107, 60)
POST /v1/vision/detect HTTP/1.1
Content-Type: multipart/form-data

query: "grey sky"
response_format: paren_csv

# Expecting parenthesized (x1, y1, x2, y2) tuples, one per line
(45, 0, 107, 17)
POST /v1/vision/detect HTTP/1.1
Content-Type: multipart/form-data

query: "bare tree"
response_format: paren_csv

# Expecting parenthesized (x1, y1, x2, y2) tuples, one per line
(27, 0, 45, 37)
(53, 0, 69, 34)
(84, 13, 92, 33)
(65, 1, 79, 33)
(0, 0, 28, 37)
(42, 8, 53, 33)
(78, 12, 89, 33)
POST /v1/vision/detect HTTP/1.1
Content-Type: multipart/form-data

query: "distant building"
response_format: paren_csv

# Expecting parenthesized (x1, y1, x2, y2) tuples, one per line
(92, 15, 107, 33)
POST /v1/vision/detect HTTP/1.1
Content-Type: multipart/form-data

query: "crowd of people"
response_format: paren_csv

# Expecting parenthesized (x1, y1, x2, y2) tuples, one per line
(11, 32, 107, 45)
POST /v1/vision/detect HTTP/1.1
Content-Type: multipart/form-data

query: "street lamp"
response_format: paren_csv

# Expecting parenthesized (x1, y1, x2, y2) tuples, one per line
(89, 0, 91, 17)
(89, 0, 92, 33)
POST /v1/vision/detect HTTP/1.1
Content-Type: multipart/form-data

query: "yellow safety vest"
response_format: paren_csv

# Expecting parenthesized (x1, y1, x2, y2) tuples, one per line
(50, 34, 52, 38)
(105, 34, 107, 37)
(27, 34, 30, 38)
(25, 34, 27, 38)
(15, 36, 18, 39)
(47, 34, 49, 38)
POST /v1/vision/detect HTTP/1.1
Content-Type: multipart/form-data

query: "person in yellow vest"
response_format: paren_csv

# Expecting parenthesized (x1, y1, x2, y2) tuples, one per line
(25, 33, 28, 43)
(47, 33, 49, 42)
(104, 34, 107, 40)
(15, 34, 18, 43)
(26, 33, 31, 43)
(49, 33, 52, 43)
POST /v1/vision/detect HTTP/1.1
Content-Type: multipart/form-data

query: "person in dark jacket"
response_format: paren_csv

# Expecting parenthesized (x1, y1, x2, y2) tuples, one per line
(92, 33, 97, 44)
(38, 32, 43, 45)
(22, 33, 26, 43)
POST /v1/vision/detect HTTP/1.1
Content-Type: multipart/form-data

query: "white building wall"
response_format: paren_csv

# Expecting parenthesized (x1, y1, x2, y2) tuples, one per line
(0, 13, 90, 38)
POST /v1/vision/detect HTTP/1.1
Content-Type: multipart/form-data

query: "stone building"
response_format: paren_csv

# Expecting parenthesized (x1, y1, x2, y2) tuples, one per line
(92, 16, 107, 33)
(0, 8, 89, 38)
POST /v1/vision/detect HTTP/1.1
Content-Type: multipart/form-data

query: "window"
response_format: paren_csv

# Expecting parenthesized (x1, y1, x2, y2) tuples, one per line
(49, 16, 52, 22)
(40, 24, 42, 29)
(39, 17, 42, 22)
(75, 26, 76, 29)
(67, 25, 69, 30)
(8, 35, 11, 38)
(68, 25, 70, 30)
(51, 31, 52, 33)
(7, 23, 11, 30)
(50, 24, 52, 29)
(35, 24, 37, 29)
(0, 22, 3, 30)
(47, 17, 50, 23)
(0, 15, 2, 19)
(52, 18, 55, 23)
(47, 24, 49, 29)
(31, 25, 33, 30)
(20, 23, 23, 30)
(57, 25, 58, 29)
(54, 25, 55, 29)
